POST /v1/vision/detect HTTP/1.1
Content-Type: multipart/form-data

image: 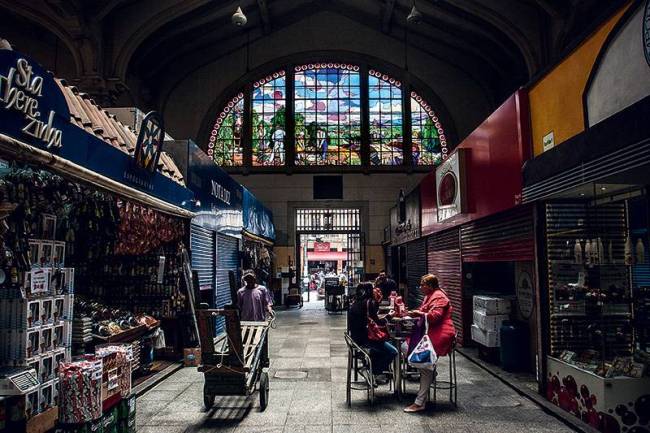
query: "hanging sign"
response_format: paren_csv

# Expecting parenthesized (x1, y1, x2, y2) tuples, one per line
(515, 262, 535, 320)
(436, 149, 466, 222)
(0, 50, 69, 150)
(134, 111, 164, 172)
(314, 242, 330, 252)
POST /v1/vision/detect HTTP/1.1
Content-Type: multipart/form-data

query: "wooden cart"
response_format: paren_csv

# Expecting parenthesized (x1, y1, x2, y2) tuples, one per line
(196, 306, 271, 411)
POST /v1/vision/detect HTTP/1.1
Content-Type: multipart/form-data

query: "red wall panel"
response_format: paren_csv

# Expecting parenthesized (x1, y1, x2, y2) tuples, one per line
(421, 90, 531, 236)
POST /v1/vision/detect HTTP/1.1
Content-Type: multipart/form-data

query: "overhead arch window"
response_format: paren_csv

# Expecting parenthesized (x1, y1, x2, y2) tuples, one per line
(209, 62, 448, 169)
(208, 93, 244, 166)
(252, 71, 286, 166)
(411, 91, 447, 165)
(294, 63, 361, 165)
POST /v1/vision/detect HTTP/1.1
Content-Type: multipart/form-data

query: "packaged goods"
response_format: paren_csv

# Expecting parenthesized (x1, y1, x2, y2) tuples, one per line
(58, 358, 103, 424)
(473, 296, 512, 315)
(473, 309, 509, 331)
(471, 323, 500, 347)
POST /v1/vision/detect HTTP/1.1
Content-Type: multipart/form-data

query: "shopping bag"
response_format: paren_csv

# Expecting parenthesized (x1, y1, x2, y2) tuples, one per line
(407, 315, 437, 370)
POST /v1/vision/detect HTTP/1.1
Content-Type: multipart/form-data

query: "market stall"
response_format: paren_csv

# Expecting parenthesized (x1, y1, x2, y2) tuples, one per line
(0, 47, 195, 432)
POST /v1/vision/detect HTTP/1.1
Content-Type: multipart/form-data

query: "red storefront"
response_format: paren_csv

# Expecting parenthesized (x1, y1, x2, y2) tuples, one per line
(418, 90, 538, 373)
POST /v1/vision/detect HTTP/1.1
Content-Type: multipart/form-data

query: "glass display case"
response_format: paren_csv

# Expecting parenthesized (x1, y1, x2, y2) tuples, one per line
(544, 184, 650, 432)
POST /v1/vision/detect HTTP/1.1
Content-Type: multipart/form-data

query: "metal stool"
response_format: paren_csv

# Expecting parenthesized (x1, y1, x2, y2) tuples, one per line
(429, 335, 458, 408)
(344, 332, 375, 406)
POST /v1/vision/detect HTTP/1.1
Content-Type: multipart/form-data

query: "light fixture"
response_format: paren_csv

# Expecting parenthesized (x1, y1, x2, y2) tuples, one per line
(232, 6, 248, 27)
(0, 38, 12, 50)
(407, 1, 423, 25)
(600, 186, 607, 191)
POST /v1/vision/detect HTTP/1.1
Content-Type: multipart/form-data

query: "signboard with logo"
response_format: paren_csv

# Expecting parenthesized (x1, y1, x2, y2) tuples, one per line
(390, 186, 421, 245)
(435, 149, 466, 222)
(314, 242, 330, 252)
(134, 111, 164, 172)
(515, 262, 535, 320)
(0, 49, 194, 209)
(181, 140, 243, 237)
(243, 187, 275, 242)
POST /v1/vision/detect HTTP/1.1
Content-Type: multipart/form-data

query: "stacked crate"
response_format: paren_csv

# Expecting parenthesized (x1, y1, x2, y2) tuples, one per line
(0, 231, 74, 421)
(471, 295, 511, 348)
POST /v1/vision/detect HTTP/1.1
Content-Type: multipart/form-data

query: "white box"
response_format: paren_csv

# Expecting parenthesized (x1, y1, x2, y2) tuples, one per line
(38, 379, 54, 412)
(471, 323, 500, 347)
(473, 295, 512, 315)
(473, 309, 509, 331)
(53, 296, 65, 322)
(40, 353, 54, 382)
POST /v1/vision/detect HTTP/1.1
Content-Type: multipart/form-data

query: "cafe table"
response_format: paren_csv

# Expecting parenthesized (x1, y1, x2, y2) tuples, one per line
(386, 316, 417, 399)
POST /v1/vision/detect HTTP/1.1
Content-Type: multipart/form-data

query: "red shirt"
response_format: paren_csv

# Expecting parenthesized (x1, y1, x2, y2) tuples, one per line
(420, 289, 456, 356)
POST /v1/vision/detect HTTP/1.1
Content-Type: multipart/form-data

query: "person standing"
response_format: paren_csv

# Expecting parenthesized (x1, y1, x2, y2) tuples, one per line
(375, 270, 398, 299)
(404, 274, 456, 413)
(237, 270, 274, 322)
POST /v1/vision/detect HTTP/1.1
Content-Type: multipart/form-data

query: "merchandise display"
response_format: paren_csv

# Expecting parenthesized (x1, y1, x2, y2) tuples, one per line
(58, 358, 102, 424)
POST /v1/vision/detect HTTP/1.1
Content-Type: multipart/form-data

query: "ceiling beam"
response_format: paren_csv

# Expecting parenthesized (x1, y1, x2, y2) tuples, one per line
(381, 0, 396, 33)
(257, 0, 271, 34)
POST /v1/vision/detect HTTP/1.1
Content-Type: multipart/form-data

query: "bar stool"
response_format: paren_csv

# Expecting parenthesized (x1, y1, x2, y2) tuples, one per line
(429, 334, 458, 408)
(343, 332, 375, 406)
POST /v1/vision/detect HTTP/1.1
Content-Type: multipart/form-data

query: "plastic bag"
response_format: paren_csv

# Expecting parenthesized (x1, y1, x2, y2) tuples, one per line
(407, 315, 437, 370)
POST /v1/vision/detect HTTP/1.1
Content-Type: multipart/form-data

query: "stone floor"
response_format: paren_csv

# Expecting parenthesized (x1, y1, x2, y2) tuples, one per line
(136, 301, 575, 433)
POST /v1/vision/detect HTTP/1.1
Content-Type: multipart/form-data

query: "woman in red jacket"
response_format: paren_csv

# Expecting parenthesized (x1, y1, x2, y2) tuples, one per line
(404, 273, 456, 413)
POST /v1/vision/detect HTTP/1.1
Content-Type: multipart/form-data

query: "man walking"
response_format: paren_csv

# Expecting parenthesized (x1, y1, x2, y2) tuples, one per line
(237, 270, 274, 322)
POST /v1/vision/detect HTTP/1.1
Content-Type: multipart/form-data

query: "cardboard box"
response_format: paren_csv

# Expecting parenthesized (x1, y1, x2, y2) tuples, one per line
(183, 348, 201, 367)
(472, 296, 512, 315)
(471, 323, 500, 348)
(473, 309, 509, 331)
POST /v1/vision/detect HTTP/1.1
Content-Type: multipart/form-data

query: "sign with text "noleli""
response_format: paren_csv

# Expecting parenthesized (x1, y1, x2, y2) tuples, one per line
(0, 50, 69, 150)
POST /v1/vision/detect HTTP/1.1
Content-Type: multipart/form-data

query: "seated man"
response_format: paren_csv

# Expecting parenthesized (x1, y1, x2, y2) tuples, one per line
(237, 270, 273, 322)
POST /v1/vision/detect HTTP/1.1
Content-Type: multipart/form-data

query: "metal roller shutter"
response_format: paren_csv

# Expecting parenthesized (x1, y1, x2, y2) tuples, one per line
(215, 234, 240, 334)
(190, 224, 215, 292)
(406, 238, 427, 309)
(427, 229, 463, 346)
(460, 206, 535, 263)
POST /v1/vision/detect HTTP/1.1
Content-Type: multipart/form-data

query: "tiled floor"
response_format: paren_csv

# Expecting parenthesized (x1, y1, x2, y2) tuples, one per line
(137, 301, 575, 433)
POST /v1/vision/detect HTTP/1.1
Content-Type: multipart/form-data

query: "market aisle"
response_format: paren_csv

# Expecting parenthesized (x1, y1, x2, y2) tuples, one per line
(136, 305, 575, 433)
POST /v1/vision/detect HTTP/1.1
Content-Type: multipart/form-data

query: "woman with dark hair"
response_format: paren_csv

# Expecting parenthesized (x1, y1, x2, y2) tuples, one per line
(347, 282, 398, 383)
(404, 273, 456, 413)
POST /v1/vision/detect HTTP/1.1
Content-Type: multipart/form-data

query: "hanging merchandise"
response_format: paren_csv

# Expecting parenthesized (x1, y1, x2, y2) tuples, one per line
(636, 238, 645, 264)
(608, 240, 614, 264)
(585, 239, 592, 265)
(625, 234, 633, 265)
(574, 239, 583, 264)
(598, 237, 605, 265)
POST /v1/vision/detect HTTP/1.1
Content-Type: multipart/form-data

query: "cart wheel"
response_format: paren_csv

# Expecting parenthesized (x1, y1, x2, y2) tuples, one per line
(203, 391, 215, 410)
(259, 370, 270, 411)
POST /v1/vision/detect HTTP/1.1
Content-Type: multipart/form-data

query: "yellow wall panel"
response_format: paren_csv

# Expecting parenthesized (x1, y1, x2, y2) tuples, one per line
(529, 4, 630, 156)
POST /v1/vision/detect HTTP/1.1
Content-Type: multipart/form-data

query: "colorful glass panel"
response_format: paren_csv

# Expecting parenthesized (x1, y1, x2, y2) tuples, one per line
(294, 63, 362, 165)
(252, 71, 286, 166)
(410, 91, 448, 165)
(208, 93, 244, 166)
(368, 70, 403, 165)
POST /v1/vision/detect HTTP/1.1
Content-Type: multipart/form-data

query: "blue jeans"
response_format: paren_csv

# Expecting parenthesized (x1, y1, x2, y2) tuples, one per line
(366, 341, 398, 375)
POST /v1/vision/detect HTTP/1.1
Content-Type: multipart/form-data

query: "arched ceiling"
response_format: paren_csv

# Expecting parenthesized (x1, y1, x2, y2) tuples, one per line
(0, 0, 629, 141)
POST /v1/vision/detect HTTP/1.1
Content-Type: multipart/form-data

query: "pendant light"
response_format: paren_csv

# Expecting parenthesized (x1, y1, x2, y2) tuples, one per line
(407, 1, 423, 25)
(232, 6, 248, 27)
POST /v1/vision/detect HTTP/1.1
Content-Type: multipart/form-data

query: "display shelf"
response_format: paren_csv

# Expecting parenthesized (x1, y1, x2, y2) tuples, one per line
(92, 324, 149, 344)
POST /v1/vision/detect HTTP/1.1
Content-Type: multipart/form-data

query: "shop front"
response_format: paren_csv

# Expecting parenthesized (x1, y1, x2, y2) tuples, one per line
(417, 90, 533, 357)
(522, 2, 650, 430)
(242, 187, 275, 296)
(0, 47, 197, 431)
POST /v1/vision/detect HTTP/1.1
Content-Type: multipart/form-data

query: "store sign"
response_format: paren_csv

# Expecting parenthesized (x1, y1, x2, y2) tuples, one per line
(0, 51, 69, 150)
(211, 180, 231, 205)
(516, 264, 535, 320)
(314, 242, 330, 252)
(542, 131, 555, 152)
(435, 149, 466, 222)
(134, 111, 164, 172)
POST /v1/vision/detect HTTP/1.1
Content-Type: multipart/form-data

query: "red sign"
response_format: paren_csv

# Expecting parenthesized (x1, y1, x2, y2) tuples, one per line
(314, 242, 331, 252)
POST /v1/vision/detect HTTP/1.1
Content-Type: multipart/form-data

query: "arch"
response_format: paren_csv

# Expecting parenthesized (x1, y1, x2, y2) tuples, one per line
(197, 51, 458, 171)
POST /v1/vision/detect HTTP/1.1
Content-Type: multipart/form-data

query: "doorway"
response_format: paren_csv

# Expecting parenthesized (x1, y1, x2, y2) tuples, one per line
(295, 208, 364, 303)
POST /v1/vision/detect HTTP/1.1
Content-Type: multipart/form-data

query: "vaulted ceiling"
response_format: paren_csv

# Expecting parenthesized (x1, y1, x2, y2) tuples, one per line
(0, 0, 628, 141)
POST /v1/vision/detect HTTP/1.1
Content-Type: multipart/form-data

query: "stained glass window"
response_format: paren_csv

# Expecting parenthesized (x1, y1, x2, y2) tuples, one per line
(208, 93, 244, 166)
(294, 63, 362, 165)
(410, 91, 448, 165)
(252, 71, 286, 166)
(369, 70, 403, 165)
(208, 64, 448, 168)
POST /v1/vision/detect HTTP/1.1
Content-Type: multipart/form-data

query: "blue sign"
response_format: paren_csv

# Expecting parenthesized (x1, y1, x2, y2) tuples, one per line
(0, 49, 194, 210)
(186, 141, 243, 237)
(243, 187, 275, 242)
